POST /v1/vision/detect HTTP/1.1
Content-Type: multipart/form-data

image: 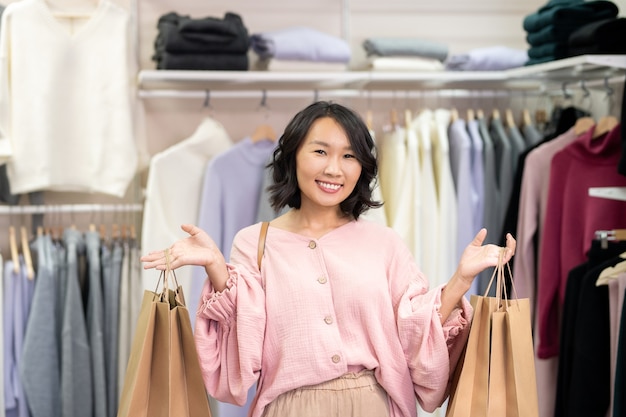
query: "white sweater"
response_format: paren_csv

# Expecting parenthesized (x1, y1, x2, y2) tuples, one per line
(0, 0, 137, 197)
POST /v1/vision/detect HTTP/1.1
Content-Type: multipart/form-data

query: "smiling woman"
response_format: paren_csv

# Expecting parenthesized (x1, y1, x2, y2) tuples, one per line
(267, 101, 381, 226)
(294, 118, 363, 216)
(140, 101, 516, 417)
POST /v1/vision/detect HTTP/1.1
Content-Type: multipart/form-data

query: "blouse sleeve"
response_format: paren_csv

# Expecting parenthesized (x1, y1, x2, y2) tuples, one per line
(193, 225, 266, 406)
(392, 243, 473, 412)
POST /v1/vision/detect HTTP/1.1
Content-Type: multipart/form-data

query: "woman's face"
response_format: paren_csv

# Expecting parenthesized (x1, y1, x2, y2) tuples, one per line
(295, 117, 362, 213)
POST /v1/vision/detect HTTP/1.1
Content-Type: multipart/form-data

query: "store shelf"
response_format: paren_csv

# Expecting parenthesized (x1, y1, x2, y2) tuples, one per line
(137, 54, 626, 96)
(506, 54, 626, 81)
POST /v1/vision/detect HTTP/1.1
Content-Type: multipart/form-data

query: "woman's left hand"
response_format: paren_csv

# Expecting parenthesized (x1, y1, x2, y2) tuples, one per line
(456, 228, 516, 287)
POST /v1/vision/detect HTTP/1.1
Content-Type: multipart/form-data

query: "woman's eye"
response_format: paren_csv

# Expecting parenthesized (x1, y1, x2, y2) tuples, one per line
(344, 154, 356, 159)
(315, 149, 326, 155)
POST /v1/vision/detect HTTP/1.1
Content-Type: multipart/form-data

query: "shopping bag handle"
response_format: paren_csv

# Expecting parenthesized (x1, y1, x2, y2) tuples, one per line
(152, 248, 183, 304)
(482, 248, 520, 311)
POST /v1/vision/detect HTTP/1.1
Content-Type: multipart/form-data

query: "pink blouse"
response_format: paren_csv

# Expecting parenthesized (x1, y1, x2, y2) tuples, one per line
(194, 219, 472, 417)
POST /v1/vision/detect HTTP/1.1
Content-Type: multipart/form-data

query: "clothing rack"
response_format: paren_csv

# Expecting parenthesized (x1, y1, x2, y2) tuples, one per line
(138, 88, 553, 101)
(0, 203, 143, 215)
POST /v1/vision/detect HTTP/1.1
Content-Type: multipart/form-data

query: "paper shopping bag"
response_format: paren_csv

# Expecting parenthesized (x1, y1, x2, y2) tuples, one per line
(487, 309, 508, 417)
(117, 263, 212, 417)
(117, 289, 170, 417)
(168, 286, 213, 416)
(446, 250, 539, 417)
(505, 297, 538, 417)
(446, 293, 500, 417)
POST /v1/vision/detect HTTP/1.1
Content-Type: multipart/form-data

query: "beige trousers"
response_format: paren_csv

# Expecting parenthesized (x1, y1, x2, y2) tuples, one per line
(261, 370, 390, 417)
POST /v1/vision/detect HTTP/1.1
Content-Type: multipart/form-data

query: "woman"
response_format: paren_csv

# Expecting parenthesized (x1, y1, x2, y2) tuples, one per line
(141, 101, 516, 417)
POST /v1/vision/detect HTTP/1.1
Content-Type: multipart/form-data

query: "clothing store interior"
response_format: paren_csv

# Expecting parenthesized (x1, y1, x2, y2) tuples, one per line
(0, 0, 625, 416)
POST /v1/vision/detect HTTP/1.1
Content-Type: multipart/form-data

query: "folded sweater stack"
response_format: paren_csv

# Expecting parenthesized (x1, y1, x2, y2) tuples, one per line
(153, 11, 250, 71)
(249, 27, 351, 71)
(362, 37, 448, 71)
(567, 17, 626, 56)
(523, 0, 619, 65)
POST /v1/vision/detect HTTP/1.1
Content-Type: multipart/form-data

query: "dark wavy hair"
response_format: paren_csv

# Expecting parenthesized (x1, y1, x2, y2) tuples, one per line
(267, 101, 382, 219)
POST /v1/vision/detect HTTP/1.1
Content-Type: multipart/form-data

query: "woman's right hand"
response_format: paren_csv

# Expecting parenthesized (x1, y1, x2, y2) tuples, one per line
(140, 224, 229, 291)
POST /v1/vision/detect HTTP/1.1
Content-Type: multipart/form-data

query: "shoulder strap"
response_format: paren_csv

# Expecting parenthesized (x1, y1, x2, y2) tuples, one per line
(257, 221, 270, 270)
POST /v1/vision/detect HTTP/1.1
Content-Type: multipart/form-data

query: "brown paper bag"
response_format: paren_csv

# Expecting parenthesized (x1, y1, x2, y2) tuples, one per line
(446, 250, 539, 417)
(447, 294, 499, 417)
(117, 262, 212, 417)
(169, 287, 213, 416)
(487, 309, 508, 417)
(506, 297, 539, 417)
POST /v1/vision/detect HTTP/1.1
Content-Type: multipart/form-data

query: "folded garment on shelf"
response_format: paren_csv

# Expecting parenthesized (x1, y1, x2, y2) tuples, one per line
(527, 42, 570, 60)
(445, 46, 528, 71)
(155, 52, 249, 71)
(366, 56, 444, 71)
(250, 27, 351, 63)
(250, 58, 348, 71)
(523, 0, 618, 33)
(526, 22, 591, 45)
(362, 37, 449, 62)
(525, 56, 560, 66)
(568, 17, 626, 53)
(155, 11, 249, 54)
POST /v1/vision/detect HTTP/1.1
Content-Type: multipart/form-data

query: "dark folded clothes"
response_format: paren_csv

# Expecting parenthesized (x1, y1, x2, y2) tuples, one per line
(536, 0, 584, 14)
(155, 51, 249, 71)
(527, 42, 570, 59)
(0, 165, 19, 205)
(526, 22, 592, 45)
(568, 17, 626, 50)
(155, 11, 249, 54)
(568, 44, 626, 56)
(523, 0, 618, 33)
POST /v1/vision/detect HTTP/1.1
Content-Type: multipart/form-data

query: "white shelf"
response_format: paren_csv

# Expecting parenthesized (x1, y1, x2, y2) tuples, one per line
(506, 54, 626, 79)
(137, 54, 626, 95)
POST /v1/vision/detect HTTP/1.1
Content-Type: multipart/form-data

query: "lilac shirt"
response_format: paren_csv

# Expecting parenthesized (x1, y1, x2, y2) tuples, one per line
(195, 219, 472, 417)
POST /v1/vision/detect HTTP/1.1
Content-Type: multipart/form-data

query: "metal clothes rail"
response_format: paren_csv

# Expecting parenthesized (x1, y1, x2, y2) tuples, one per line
(0, 203, 144, 215)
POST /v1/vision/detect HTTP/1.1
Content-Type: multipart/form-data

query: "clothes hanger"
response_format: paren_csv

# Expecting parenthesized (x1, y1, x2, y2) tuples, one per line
(251, 124, 276, 143)
(521, 109, 532, 128)
(404, 109, 412, 130)
(594, 229, 626, 250)
(467, 108, 475, 122)
(251, 90, 277, 143)
(574, 116, 596, 136)
(520, 91, 532, 128)
(573, 80, 596, 136)
(505, 108, 516, 128)
(593, 115, 618, 139)
(450, 107, 459, 123)
(593, 77, 619, 139)
(596, 252, 626, 286)
(9, 225, 20, 274)
(99, 224, 107, 241)
(112, 223, 120, 240)
(20, 226, 34, 280)
(389, 107, 399, 128)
